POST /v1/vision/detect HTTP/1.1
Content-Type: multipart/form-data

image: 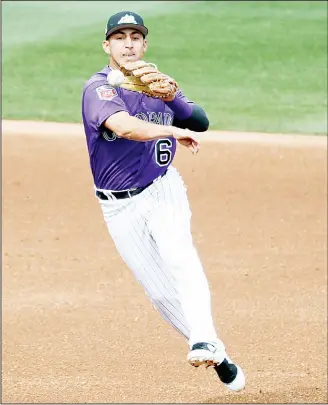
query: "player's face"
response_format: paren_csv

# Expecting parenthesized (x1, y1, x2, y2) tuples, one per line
(103, 28, 147, 67)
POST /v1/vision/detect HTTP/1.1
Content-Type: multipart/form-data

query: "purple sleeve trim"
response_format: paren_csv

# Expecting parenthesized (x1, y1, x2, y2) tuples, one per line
(165, 97, 193, 120)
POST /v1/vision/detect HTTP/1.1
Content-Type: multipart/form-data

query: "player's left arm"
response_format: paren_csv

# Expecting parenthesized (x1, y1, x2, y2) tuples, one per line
(164, 90, 209, 132)
(118, 62, 209, 132)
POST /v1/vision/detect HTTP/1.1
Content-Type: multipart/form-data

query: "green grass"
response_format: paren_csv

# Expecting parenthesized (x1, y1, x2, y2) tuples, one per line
(2, 0, 327, 134)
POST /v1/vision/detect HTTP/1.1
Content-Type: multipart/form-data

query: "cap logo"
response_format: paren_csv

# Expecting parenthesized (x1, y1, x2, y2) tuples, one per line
(118, 14, 138, 24)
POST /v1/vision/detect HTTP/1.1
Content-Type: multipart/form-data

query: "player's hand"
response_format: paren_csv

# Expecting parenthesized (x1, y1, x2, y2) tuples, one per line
(171, 128, 200, 155)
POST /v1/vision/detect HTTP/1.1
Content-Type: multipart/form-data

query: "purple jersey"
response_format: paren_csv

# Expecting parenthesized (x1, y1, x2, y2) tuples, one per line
(82, 65, 191, 191)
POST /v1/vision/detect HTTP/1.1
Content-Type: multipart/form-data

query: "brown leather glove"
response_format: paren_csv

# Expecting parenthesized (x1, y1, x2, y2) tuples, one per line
(119, 61, 178, 99)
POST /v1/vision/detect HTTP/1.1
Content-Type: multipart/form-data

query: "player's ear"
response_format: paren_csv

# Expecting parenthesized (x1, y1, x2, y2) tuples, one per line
(143, 38, 148, 53)
(102, 40, 111, 55)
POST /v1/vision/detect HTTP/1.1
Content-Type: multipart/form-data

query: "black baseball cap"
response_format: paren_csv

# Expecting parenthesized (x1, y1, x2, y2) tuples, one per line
(105, 11, 148, 39)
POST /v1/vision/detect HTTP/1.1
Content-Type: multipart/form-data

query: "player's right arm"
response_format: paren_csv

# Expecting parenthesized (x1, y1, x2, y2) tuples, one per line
(105, 112, 200, 154)
(82, 81, 199, 153)
(105, 111, 172, 141)
(105, 111, 192, 140)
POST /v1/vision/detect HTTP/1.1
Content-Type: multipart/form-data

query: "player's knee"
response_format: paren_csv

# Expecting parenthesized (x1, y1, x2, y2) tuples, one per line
(162, 249, 191, 268)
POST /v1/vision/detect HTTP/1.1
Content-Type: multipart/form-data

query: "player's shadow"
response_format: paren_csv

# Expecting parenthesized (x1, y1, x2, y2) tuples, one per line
(202, 386, 327, 404)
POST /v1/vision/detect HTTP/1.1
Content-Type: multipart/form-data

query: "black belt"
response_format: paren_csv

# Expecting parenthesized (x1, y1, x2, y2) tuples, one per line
(96, 170, 167, 200)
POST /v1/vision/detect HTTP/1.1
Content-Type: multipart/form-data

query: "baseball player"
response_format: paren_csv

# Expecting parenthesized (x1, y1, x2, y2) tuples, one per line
(81, 11, 245, 392)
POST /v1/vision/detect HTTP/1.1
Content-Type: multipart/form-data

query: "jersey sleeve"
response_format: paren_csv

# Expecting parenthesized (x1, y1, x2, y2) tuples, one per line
(82, 81, 128, 131)
(174, 88, 194, 104)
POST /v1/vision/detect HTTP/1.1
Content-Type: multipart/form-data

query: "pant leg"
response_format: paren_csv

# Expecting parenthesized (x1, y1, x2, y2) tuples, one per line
(99, 192, 190, 340)
(147, 167, 219, 347)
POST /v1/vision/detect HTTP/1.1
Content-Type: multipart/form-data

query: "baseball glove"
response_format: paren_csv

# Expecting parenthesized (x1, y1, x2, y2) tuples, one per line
(119, 61, 178, 99)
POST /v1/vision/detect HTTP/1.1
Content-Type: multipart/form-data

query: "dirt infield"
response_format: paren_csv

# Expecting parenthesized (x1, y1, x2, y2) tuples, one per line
(2, 122, 327, 403)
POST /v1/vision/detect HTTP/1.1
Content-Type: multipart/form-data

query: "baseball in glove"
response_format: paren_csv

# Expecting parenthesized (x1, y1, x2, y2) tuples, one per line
(119, 61, 178, 99)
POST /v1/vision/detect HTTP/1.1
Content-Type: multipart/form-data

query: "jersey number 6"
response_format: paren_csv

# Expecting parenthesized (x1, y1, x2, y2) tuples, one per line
(155, 139, 173, 167)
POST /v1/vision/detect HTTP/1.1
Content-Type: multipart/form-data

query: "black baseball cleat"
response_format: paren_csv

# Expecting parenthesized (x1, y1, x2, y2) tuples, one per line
(214, 357, 245, 391)
(187, 342, 245, 391)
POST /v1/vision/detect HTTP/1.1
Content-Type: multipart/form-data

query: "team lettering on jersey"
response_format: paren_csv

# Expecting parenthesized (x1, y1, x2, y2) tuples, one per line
(135, 112, 173, 126)
(101, 111, 173, 142)
(102, 128, 118, 141)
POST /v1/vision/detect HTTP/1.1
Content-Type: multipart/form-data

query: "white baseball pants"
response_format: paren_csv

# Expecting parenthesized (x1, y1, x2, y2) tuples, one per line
(97, 166, 218, 348)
